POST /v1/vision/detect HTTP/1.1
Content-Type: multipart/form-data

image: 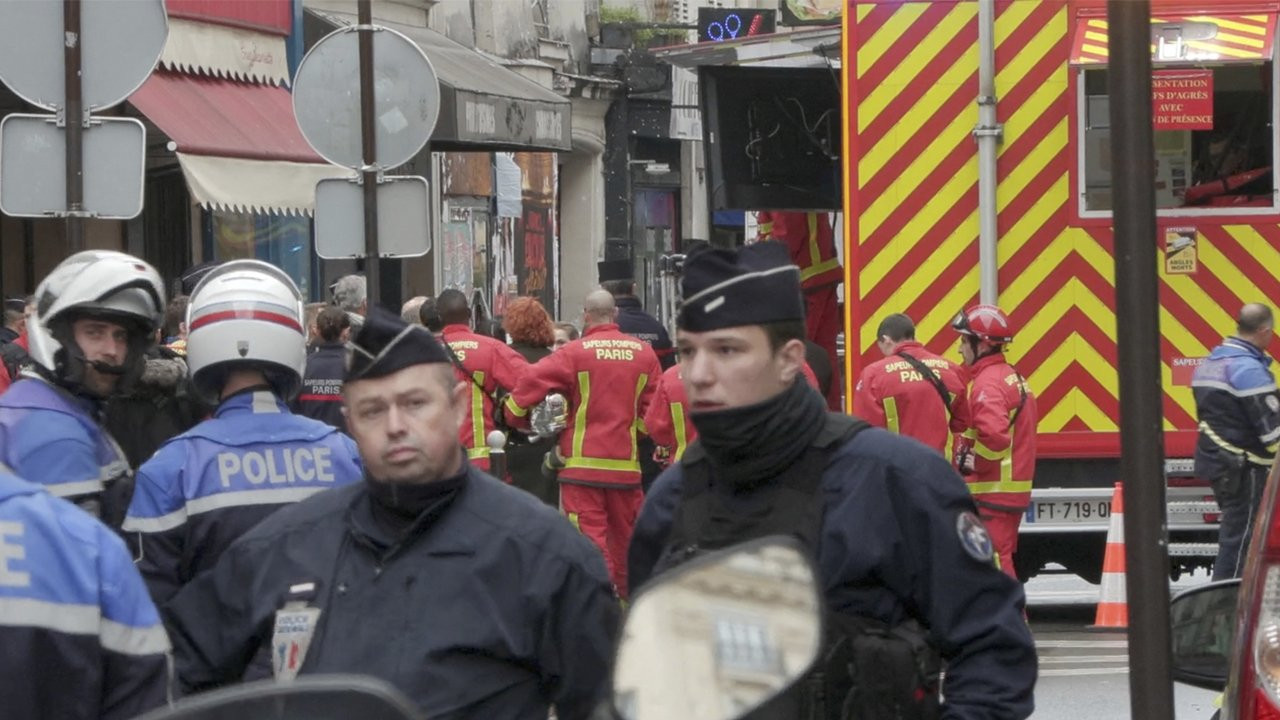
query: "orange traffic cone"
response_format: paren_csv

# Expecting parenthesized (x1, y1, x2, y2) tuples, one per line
(1092, 482, 1128, 629)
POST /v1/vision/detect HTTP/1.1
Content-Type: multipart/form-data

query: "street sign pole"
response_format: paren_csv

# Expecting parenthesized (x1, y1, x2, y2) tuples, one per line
(357, 0, 380, 305)
(1109, 2, 1175, 718)
(63, 0, 84, 252)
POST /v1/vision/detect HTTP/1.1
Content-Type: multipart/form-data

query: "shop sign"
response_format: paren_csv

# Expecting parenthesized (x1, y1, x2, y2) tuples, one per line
(1152, 70, 1213, 131)
(1164, 227, 1198, 275)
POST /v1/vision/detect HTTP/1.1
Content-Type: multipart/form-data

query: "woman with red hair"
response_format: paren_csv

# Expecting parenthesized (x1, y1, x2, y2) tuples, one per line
(502, 297, 558, 506)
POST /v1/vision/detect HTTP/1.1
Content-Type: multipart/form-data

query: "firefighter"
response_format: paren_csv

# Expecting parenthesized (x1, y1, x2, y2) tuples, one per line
(853, 313, 971, 455)
(628, 243, 1036, 719)
(951, 304, 1038, 581)
(437, 288, 530, 473)
(756, 211, 843, 410)
(122, 261, 363, 605)
(505, 289, 661, 597)
(598, 259, 674, 369)
(0, 251, 165, 529)
(163, 309, 617, 719)
(1191, 303, 1280, 580)
(0, 467, 172, 720)
(645, 363, 696, 466)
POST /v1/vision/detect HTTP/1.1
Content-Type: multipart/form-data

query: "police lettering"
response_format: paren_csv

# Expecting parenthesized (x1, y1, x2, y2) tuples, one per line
(0, 520, 30, 587)
(217, 447, 336, 488)
(595, 348, 635, 361)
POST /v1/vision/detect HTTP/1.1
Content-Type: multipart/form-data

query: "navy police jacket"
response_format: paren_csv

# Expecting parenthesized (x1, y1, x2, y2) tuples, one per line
(629, 426, 1038, 720)
(164, 465, 618, 720)
(0, 471, 171, 719)
(615, 296, 674, 370)
(1192, 337, 1280, 478)
(292, 343, 348, 434)
(0, 377, 132, 526)
(124, 389, 362, 604)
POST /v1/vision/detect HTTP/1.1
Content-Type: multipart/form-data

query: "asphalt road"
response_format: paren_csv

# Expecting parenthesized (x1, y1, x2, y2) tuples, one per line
(1025, 568, 1219, 720)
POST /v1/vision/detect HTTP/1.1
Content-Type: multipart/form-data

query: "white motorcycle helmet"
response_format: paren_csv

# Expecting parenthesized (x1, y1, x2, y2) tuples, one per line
(186, 259, 307, 403)
(27, 251, 165, 395)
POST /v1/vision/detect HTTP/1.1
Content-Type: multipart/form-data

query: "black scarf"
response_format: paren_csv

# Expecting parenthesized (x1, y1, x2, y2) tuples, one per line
(364, 465, 467, 544)
(691, 378, 827, 490)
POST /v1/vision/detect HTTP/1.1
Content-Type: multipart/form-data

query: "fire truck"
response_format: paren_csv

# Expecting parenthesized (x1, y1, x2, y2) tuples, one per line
(656, 0, 1280, 582)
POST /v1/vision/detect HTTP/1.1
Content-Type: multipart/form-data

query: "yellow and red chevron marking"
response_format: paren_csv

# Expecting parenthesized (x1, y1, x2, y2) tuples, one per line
(1071, 13, 1277, 64)
(843, 0, 1280, 453)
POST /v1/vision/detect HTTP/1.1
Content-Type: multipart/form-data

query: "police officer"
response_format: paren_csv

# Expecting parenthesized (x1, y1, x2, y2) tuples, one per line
(123, 261, 362, 604)
(599, 259, 674, 369)
(505, 289, 661, 598)
(437, 288, 530, 472)
(951, 304, 1037, 581)
(629, 244, 1036, 719)
(1192, 303, 1280, 580)
(0, 466, 171, 719)
(854, 313, 971, 455)
(163, 309, 617, 719)
(0, 251, 165, 528)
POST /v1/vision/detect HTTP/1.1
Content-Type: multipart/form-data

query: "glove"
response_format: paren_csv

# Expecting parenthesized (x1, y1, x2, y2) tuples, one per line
(953, 441, 976, 474)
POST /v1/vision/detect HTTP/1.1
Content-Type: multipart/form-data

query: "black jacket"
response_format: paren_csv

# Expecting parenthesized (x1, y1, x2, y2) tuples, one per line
(103, 347, 207, 468)
(293, 343, 348, 434)
(164, 465, 619, 720)
(614, 296, 674, 370)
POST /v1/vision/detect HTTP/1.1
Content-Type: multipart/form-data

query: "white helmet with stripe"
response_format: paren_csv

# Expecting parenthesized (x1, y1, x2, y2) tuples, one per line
(185, 259, 307, 402)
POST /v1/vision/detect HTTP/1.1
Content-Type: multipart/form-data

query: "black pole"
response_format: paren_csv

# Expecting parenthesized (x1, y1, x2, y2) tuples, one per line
(1108, 2, 1174, 717)
(63, 0, 84, 253)
(357, 0, 380, 305)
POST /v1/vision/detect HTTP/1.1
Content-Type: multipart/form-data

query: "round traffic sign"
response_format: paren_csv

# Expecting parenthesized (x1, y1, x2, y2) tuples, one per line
(0, 0, 168, 111)
(293, 25, 440, 171)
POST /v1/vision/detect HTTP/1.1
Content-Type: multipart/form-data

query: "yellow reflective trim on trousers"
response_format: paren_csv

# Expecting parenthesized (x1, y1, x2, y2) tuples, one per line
(1199, 421, 1274, 465)
(504, 394, 529, 417)
(883, 396, 901, 434)
(672, 403, 689, 460)
(800, 258, 840, 282)
(470, 370, 486, 451)
(467, 446, 490, 459)
(564, 456, 641, 472)
(573, 372, 591, 459)
(968, 479, 1033, 494)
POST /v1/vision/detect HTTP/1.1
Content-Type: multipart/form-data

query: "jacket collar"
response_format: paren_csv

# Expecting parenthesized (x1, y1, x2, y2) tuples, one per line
(215, 389, 288, 418)
(969, 351, 1010, 375)
(584, 323, 620, 337)
(441, 324, 474, 336)
(1224, 336, 1270, 363)
(615, 296, 642, 310)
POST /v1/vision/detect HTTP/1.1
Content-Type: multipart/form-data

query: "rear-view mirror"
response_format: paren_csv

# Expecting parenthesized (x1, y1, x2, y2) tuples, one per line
(131, 674, 423, 720)
(612, 536, 823, 720)
(1171, 579, 1241, 692)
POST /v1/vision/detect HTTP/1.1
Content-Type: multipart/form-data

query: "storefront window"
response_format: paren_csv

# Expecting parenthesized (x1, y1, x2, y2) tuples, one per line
(1080, 63, 1275, 215)
(205, 210, 316, 299)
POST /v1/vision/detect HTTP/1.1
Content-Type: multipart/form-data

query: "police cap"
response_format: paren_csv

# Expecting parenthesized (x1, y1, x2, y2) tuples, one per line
(677, 242, 805, 332)
(345, 307, 450, 381)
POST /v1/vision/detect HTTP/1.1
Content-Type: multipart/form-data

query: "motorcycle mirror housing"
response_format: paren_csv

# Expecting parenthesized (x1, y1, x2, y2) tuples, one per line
(612, 536, 824, 720)
(131, 674, 424, 720)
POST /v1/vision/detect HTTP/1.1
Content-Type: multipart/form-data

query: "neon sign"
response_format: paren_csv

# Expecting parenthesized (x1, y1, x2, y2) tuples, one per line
(697, 8, 776, 43)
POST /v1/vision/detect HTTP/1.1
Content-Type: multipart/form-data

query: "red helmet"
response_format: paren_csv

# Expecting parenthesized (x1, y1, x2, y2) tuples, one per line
(952, 304, 1015, 344)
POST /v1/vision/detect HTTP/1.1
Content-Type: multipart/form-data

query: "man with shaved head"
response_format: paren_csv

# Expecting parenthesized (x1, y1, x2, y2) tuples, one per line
(506, 288, 661, 598)
(1193, 302, 1280, 579)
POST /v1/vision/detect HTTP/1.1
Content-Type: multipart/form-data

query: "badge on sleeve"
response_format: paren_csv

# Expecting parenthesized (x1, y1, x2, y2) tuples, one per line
(956, 511, 995, 564)
(272, 582, 322, 680)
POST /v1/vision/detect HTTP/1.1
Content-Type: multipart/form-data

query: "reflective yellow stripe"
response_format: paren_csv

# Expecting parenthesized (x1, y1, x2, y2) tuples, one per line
(800, 258, 840, 282)
(573, 372, 590, 459)
(806, 213, 821, 266)
(1199, 421, 1274, 466)
(631, 375, 648, 463)
(883, 396, 900, 434)
(672, 403, 689, 460)
(962, 428, 977, 441)
(973, 439, 1010, 461)
(504, 394, 529, 417)
(467, 446, 490, 459)
(564, 456, 641, 472)
(967, 479, 1033, 494)
(470, 371, 486, 451)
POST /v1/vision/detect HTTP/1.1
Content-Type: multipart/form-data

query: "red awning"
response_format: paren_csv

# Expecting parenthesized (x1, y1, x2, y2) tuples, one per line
(128, 71, 321, 163)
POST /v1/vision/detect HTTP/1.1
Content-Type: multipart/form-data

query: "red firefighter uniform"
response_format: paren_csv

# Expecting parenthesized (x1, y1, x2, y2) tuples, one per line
(440, 324, 530, 472)
(504, 323, 661, 597)
(852, 340, 971, 455)
(756, 211, 843, 410)
(961, 352, 1037, 580)
(647, 362, 823, 466)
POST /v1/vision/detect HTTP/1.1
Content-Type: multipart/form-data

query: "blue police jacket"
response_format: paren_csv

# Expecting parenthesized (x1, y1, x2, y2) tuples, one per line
(123, 389, 362, 604)
(629, 427, 1038, 720)
(1192, 337, 1280, 478)
(615, 296, 674, 370)
(0, 377, 132, 525)
(164, 464, 618, 720)
(0, 470, 171, 720)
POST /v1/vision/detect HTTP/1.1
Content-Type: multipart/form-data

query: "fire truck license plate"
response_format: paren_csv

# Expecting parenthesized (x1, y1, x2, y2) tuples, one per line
(1026, 500, 1112, 524)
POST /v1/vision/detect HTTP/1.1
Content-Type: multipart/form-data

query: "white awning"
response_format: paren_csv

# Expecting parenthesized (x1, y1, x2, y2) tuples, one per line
(159, 18, 292, 86)
(176, 154, 352, 217)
